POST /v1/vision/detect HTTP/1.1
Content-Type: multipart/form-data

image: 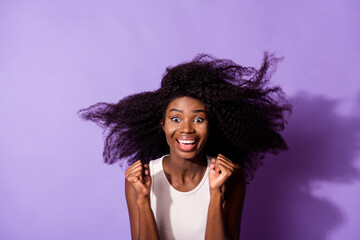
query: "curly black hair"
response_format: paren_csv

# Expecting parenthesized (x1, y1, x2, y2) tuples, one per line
(79, 53, 291, 180)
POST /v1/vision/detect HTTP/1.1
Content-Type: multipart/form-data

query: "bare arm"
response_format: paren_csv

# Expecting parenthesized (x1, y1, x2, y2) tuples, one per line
(205, 154, 246, 240)
(125, 160, 160, 240)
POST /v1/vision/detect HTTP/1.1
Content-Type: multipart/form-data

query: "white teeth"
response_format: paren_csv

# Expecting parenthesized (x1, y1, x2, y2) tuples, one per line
(178, 139, 195, 144)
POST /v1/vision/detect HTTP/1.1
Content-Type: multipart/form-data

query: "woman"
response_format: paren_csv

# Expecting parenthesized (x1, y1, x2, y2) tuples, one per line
(79, 53, 291, 239)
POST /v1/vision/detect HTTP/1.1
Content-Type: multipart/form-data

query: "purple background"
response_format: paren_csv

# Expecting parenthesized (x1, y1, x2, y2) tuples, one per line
(1, 1, 359, 239)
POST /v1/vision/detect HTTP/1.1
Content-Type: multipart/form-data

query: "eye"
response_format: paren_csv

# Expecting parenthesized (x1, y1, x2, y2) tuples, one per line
(171, 117, 181, 123)
(194, 117, 203, 123)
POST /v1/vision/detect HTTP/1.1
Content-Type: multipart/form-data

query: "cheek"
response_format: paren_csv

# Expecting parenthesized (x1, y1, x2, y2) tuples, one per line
(163, 125, 178, 148)
(163, 123, 178, 138)
(198, 124, 210, 139)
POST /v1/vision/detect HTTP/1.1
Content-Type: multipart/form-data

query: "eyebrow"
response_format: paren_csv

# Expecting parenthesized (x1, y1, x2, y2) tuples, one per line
(169, 109, 206, 113)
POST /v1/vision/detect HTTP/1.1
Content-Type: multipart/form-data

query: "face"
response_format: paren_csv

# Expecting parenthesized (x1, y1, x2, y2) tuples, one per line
(161, 96, 209, 160)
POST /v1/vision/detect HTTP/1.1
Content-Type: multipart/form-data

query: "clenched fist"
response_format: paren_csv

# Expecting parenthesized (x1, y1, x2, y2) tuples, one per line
(125, 160, 151, 197)
(209, 154, 240, 192)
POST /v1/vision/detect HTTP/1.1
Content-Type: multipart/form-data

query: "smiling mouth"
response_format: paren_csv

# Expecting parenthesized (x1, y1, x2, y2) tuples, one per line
(176, 138, 198, 152)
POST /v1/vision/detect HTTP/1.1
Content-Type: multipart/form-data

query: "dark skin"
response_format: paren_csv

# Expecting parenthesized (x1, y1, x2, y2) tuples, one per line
(125, 97, 246, 240)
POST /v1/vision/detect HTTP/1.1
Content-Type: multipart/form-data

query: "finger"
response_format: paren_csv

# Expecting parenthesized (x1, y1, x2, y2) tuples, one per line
(132, 160, 143, 168)
(215, 159, 221, 176)
(217, 154, 235, 168)
(129, 159, 142, 167)
(127, 173, 142, 183)
(218, 155, 242, 171)
(210, 158, 216, 169)
(128, 162, 143, 174)
(217, 163, 233, 177)
(142, 163, 152, 187)
(143, 173, 151, 187)
(141, 165, 147, 181)
(209, 161, 217, 177)
(127, 164, 143, 175)
(217, 159, 234, 172)
(143, 163, 150, 175)
(132, 170, 143, 181)
(126, 165, 143, 180)
(138, 172, 143, 182)
(218, 160, 232, 170)
(125, 160, 142, 175)
(125, 163, 144, 182)
(217, 154, 233, 164)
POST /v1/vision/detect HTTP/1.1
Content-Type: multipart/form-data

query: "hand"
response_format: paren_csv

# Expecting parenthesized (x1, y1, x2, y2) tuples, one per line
(125, 160, 151, 198)
(209, 154, 238, 192)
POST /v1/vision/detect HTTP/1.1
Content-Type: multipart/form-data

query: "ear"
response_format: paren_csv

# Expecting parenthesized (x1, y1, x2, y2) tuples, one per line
(160, 119, 165, 130)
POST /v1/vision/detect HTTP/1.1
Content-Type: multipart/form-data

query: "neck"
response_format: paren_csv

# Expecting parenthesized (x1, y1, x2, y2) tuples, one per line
(165, 152, 207, 178)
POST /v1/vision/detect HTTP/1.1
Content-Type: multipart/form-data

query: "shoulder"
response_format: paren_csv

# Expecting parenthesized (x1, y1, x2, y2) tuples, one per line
(150, 155, 164, 165)
(149, 155, 166, 171)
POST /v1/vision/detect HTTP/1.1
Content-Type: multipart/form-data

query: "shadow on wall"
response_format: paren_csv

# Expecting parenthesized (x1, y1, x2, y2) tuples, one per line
(241, 93, 360, 240)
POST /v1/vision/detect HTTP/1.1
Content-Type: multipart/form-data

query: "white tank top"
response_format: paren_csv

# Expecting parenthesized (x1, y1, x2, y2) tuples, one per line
(149, 155, 210, 240)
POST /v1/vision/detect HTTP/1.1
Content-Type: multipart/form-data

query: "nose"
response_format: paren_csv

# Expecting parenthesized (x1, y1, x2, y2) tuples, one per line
(180, 120, 195, 133)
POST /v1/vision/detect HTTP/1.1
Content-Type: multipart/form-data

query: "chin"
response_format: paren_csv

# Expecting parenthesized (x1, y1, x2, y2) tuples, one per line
(172, 149, 204, 160)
